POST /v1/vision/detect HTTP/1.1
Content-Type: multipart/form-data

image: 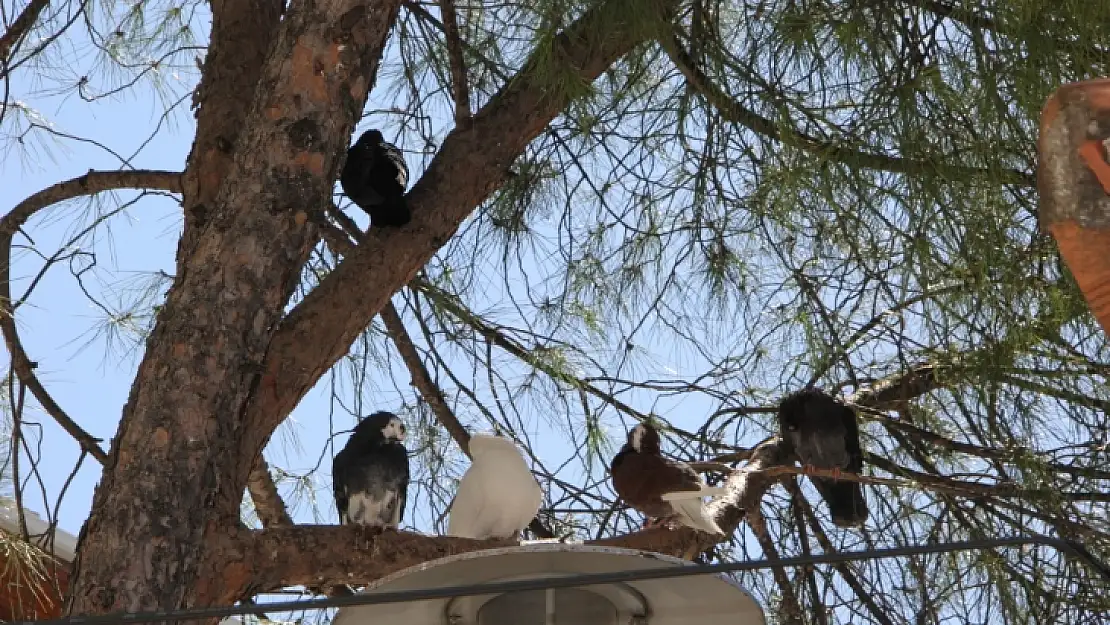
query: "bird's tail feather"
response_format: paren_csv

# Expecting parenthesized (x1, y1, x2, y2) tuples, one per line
(660, 485, 727, 501)
(813, 478, 868, 528)
(668, 497, 725, 535)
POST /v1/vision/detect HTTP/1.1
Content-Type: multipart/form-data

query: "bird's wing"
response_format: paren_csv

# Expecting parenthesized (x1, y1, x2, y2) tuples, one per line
(616, 453, 705, 501)
(811, 478, 868, 527)
(331, 450, 352, 523)
(505, 462, 543, 533)
(667, 496, 724, 535)
(447, 466, 489, 538)
(386, 443, 410, 527)
(339, 147, 386, 206)
(380, 143, 409, 189)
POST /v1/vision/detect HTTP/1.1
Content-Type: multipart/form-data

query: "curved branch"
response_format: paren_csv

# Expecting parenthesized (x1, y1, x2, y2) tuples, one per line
(659, 30, 1035, 187)
(0, 170, 182, 464)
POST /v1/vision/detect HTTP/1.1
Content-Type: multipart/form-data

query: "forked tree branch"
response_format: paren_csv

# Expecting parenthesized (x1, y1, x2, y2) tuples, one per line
(241, 0, 679, 459)
(69, 0, 406, 611)
(0, 170, 182, 464)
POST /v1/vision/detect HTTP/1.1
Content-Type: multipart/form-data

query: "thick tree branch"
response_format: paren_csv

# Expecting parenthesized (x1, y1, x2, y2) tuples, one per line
(0, 0, 50, 65)
(243, 0, 677, 456)
(0, 170, 182, 464)
(238, 525, 514, 591)
(238, 438, 796, 592)
(658, 29, 1035, 187)
(848, 362, 946, 409)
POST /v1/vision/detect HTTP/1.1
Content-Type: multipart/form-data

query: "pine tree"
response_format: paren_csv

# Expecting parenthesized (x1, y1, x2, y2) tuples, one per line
(2, 1, 1108, 623)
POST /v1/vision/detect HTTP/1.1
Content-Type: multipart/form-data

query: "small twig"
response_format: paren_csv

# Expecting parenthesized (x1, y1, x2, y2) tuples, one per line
(436, 0, 471, 127)
(751, 525, 805, 625)
(788, 483, 829, 625)
(794, 487, 898, 625)
(8, 373, 29, 540)
(380, 284, 555, 539)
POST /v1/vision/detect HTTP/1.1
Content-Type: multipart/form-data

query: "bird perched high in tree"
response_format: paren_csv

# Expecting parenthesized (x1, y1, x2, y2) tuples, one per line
(447, 433, 543, 540)
(777, 388, 868, 528)
(332, 411, 410, 528)
(610, 422, 727, 536)
(339, 129, 411, 228)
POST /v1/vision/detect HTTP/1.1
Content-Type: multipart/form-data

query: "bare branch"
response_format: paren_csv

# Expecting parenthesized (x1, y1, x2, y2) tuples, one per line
(848, 362, 947, 410)
(0, 170, 182, 464)
(437, 0, 472, 127)
(240, 525, 514, 591)
(247, 458, 294, 527)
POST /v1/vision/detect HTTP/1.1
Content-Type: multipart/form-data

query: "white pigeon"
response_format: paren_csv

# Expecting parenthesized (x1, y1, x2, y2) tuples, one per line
(447, 433, 543, 540)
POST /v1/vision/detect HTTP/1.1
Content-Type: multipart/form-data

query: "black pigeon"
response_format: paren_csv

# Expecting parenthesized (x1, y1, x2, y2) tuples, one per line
(777, 388, 868, 528)
(339, 129, 411, 228)
(332, 411, 410, 528)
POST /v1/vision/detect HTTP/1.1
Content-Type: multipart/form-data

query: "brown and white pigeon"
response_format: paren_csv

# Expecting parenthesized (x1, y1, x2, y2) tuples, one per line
(610, 422, 727, 535)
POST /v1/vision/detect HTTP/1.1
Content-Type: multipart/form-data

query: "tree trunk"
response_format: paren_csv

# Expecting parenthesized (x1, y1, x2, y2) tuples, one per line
(65, 0, 402, 614)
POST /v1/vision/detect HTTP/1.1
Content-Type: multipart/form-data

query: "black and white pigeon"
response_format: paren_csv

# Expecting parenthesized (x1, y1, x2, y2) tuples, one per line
(777, 388, 868, 528)
(339, 129, 411, 228)
(332, 411, 410, 528)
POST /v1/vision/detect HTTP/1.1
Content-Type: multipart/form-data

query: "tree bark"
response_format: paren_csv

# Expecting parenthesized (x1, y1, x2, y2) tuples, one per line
(177, 0, 285, 261)
(65, 0, 402, 615)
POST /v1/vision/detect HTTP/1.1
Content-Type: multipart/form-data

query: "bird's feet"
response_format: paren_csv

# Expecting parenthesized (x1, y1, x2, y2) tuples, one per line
(643, 517, 667, 530)
(800, 463, 818, 476)
(828, 466, 843, 481)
